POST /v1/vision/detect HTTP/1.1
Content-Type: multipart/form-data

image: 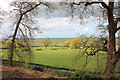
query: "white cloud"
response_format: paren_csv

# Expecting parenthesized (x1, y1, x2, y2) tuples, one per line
(0, 0, 9, 11)
(84, 27, 88, 32)
(37, 17, 80, 31)
(0, 0, 15, 12)
(0, 0, 100, 38)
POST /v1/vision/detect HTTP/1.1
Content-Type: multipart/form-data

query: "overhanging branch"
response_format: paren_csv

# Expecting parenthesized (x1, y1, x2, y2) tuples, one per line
(22, 2, 50, 15)
(72, 2, 84, 5)
(71, 1, 109, 10)
(117, 26, 120, 31)
(115, 26, 120, 33)
(85, 2, 109, 10)
(22, 2, 41, 15)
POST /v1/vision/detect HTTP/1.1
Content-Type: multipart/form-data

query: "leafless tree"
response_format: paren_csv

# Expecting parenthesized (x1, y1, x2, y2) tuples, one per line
(6, 0, 52, 66)
(42, 38, 52, 49)
(58, 0, 120, 78)
(3, 0, 120, 78)
(74, 35, 107, 70)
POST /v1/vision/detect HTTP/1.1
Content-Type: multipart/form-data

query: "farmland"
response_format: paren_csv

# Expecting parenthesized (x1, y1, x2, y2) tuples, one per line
(1, 38, 120, 73)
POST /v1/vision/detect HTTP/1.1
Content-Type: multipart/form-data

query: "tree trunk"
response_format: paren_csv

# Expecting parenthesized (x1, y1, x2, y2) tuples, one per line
(118, 1, 120, 49)
(8, 15, 23, 66)
(45, 46, 47, 49)
(104, 2, 120, 78)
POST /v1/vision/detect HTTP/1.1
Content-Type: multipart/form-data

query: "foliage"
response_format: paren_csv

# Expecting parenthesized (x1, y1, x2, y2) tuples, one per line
(4, 39, 33, 65)
(2, 40, 25, 48)
(67, 1, 120, 78)
(70, 38, 82, 49)
(4, 0, 53, 66)
(42, 38, 52, 48)
(2, 41, 119, 73)
(64, 41, 70, 47)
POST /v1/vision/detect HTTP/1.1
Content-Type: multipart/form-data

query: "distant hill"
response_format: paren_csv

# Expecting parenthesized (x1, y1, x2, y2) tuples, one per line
(34, 38, 74, 40)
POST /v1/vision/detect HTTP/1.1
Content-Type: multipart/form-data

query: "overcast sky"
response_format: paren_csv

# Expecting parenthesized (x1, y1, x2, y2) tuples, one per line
(0, 0, 102, 38)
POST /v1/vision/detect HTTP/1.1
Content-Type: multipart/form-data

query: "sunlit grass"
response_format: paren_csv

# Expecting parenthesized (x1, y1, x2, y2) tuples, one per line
(1, 39, 120, 73)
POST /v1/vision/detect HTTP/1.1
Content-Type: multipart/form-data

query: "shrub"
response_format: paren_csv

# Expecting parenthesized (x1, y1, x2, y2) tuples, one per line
(32, 66, 44, 72)
(36, 49, 42, 51)
(70, 38, 82, 49)
(51, 48, 58, 50)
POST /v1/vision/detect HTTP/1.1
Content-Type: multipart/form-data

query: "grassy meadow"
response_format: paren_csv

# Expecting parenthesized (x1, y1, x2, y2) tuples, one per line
(31, 46, 107, 72)
(1, 38, 120, 73)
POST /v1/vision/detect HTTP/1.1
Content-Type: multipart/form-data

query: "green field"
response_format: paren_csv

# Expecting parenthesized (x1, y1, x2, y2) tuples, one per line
(1, 39, 120, 73)
(31, 46, 107, 72)
(2, 46, 107, 72)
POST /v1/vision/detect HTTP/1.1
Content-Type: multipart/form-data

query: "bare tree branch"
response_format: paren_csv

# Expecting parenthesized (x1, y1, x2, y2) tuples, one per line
(85, 2, 109, 10)
(72, 2, 84, 5)
(7, 1, 52, 66)
(22, 2, 50, 15)
(116, 26, 120, 32)
(21, 2, 41, 15)
(82, 55, 88, 68)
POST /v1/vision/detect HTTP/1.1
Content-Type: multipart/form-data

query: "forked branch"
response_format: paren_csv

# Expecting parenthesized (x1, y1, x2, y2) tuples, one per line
(85, 2, 109, 10)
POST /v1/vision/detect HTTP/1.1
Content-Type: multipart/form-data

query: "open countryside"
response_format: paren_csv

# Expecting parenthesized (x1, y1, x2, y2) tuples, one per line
(1, 38, 120, 78)
(0, 0, 120, 79)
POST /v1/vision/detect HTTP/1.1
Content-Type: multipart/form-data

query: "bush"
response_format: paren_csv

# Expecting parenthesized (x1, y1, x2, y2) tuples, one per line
(36, 49, 42, 51)
(1, 48, 9, 49)
(50, 71, 102, 79)
(32, 66, 44, 72)
(70, 38, 82, 49)
(51, 48, 58, 50)
(71, 72, 102, 79)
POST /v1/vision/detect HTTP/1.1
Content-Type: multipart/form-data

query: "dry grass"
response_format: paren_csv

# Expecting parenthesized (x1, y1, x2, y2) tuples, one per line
(1, 65, 59, 79)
